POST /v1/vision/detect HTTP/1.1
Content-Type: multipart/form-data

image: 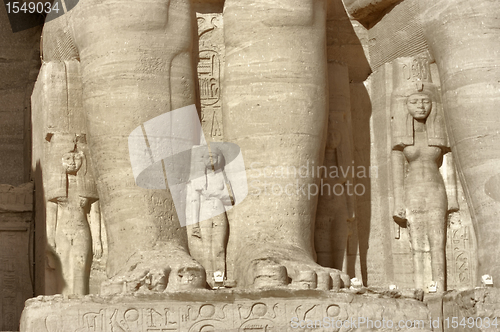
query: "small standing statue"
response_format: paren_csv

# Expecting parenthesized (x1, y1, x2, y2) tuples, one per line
(186, 145, 233, 288)
(46, 139, 100, 295)
(391, 57, 458, 292)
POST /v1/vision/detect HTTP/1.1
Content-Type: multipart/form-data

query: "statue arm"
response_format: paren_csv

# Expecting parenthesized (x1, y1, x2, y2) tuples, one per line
(222, 171, 235, 206)
(46, 201, 58, 249)
(186, 181, 201, 228)
(345, 189, 356, 222)
(391, 149, 406, 222)
(89, 201, 103, 259)
(441, 151, 459, 213)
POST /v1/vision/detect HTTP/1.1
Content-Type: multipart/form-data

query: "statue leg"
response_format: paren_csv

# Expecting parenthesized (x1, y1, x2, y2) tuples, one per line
(427, 203, 447, 291)
(421, 0, 500, 284)
(331, 194, 350, 272)
(41, 0, 205, 293)
(407, 217, 427, 290)
(212, 213, 228, 276)
(223, 0, 349, 289)
(68, 224, 92, 295)
(199, 218, 214, 279)
(55, 223, 72, 294)
(315, 214, 334, 268)
(428, 228, 446, 292)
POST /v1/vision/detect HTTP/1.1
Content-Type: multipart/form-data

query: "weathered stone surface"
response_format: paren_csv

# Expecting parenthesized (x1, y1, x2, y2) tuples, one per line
(32, 59, 101, 296)
(420, 0, 500, 286)
(222, 0, 350, 291)
(0, 183, 33, 212)
(341, 0, 401, 27)
(442, 288, 500, 332)
(38, 0, 207, 295)
(390, 55, 453, 292)
(340, 0, 500, 291)
(365, 0, 429, 70)
(0, 183, 34, 331)
(10, 1, 500, 331)
(362, 56, 476, 291)
(21, 290, 433, 332)
(0, 9, 41, 186)
(196, 12, 225, 142)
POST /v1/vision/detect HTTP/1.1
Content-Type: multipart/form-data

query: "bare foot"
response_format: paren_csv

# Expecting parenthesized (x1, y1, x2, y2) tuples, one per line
(101, 246, 206, 294)
(233, 244, 350, 290)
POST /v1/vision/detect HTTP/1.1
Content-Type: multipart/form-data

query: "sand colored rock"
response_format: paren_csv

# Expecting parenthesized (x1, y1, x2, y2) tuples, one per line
(8, 0, 500, 330)
(420, 0, 500, 285)
(0, 183, 33, 331)
(39, 0, 206, 294)
(32, 59, 101, 296)
(20, 290, 433, 332)
(9, 0, 500, 331)
(390, 55, 457, 292)
(223, 0, 349, 289)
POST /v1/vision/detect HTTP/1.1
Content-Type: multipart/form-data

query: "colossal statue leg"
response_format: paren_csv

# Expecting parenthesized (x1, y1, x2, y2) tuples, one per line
(41, 0, 206, 293)
(421, 0, 500, 284)
(223, 0, 350, 289)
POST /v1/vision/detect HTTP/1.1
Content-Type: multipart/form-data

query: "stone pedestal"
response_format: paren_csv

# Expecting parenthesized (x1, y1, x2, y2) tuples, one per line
(21, 289, 433, 332)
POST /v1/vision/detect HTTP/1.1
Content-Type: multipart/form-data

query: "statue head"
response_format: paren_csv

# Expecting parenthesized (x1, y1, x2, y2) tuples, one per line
(406, 92, 432, 121)
(189, 145, 227, 180)
(62, 151, 84, 175)
(47, 138, 98, 203)
(391, 82, 448, 149)
(209, 147, 225, 172)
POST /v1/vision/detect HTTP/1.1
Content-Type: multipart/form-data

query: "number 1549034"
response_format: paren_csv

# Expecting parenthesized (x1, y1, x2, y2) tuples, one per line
(5, 1, 60, 14)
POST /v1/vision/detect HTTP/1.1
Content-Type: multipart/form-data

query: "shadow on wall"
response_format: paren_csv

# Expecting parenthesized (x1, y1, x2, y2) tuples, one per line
(33, 160, 66, 295)
(317, 0, 372, 285)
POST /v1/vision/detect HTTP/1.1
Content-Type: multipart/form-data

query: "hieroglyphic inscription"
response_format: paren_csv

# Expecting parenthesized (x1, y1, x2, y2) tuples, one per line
(197, 13, 224, 141)
(22, 295, 433, 332)
(76, 309, 105, 332)
(446, 213, 473, 289)
(198, 50, 220, 107)
(400, 56, 430, 83)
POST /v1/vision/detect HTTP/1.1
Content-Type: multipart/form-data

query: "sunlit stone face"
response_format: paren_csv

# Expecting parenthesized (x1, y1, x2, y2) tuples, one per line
(407, 93, 432, 120)
(62, 152, 83, 174)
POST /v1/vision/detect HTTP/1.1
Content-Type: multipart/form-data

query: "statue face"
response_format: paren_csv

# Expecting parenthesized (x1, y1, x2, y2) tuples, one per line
(407, 93, 432, 120)
(192, 149, 212, 169)
(200, 150, 223, 170)
(62, 152, 83, 174)
(210, 150, 224, 170)
(192, 146, 224, 172)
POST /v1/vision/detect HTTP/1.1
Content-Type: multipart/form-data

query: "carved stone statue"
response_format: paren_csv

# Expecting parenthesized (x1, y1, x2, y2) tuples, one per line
(186, 145, 232, 288)
(391, 58, 458, 291)
(37, 0, 349, 294)
(31, 55, 104, 295)
(315, 128, 356, 272)
(341, 0, 500, 288)
(222, 0, 350, 289)
(315, 63, 356, 276)
(45, 138, 100, 295)
(19, 0, 500, 330)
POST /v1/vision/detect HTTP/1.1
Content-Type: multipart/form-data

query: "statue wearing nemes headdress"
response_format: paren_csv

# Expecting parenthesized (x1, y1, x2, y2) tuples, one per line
(391, 57, 459, 292)
(46, 142, 99, 295)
